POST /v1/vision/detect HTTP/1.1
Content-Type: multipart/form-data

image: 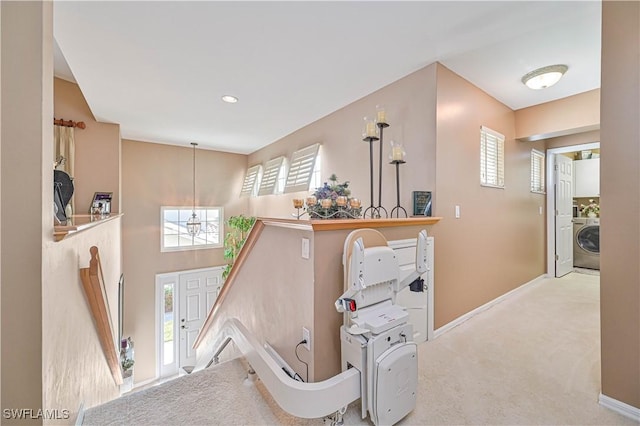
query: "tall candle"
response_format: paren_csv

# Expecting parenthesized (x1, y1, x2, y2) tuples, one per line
(366, 121, 377, 137)
(392, 146, 404, 161)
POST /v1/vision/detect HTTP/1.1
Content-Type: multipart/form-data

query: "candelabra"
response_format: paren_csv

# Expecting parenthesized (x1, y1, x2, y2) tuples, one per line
(390, 160, 407, 218)
(292, 196, 362, 220)
(389, 140, 407, 218)
(361, 109, 389, 219)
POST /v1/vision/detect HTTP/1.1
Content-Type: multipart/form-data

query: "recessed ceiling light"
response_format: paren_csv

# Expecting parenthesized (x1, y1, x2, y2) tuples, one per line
(521, 64, 568, 90)
(221, 95, 238, 103)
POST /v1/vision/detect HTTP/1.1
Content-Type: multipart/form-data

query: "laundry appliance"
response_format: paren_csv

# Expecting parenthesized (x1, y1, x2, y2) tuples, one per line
(573, 217, 600, 270)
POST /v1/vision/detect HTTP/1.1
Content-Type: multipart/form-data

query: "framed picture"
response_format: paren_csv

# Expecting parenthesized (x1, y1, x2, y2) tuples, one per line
(412, 191, 432, 216)
(89, 192, 113, 215)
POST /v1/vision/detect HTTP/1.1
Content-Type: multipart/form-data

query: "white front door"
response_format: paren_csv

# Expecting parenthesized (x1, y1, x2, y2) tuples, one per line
(179, 270, 222, 370)
(555, 154, 574, 277)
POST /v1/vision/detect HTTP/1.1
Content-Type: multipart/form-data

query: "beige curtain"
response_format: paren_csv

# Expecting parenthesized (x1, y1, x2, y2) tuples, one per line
(54, 125, 75, 213)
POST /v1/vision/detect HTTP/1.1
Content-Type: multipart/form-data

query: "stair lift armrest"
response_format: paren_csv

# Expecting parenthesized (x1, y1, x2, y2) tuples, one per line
(397, 229, 428, 292)
(336, 237, 366, 313)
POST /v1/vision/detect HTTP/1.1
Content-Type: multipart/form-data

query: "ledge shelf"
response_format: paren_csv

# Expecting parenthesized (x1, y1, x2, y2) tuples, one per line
(259, 216, 441, 231)
(54, 213, 123, 242)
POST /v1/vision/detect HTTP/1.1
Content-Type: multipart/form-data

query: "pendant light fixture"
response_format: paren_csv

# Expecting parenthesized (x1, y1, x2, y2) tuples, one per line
(186, 142, 201, 237)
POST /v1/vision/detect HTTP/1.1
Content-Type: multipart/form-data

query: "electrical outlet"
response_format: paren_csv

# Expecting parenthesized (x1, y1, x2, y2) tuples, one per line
(302, 327, 311, 351)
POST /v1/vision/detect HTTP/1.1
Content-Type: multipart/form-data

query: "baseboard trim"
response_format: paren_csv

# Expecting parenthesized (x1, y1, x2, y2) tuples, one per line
(133, 376, 157, 389)
(599, 393, 640, 422)
(434, 274, 545, 338)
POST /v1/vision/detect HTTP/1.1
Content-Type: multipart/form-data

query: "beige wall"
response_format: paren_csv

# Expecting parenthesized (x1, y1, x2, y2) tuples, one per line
(195, 223, 316, 380)
(515, 89, 600, 141)
(121, 139, 247, 383)
(1, 2, 52, 423)
(42, 219, 122, 422)
(432, 63, 546, 327)
(248, 63, 437, 219)
(54, 78, 121, 214)
(545, 130, 600, 151)
(247, 62, 547, 332)
(600, 1, 640, 409)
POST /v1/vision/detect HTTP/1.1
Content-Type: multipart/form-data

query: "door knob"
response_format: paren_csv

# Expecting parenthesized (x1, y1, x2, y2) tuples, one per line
(181, 325, 189, 329)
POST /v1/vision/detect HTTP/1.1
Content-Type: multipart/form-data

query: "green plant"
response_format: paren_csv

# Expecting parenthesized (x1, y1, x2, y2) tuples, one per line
(121, 357, 135, 372)
(223, 215, 256, 280)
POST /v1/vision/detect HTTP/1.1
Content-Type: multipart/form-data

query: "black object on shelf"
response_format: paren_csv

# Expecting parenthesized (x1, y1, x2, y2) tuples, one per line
(390, 160, 407, 218)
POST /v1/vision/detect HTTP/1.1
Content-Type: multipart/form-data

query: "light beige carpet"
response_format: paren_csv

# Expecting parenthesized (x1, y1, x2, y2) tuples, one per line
(84, 273, 636, 425)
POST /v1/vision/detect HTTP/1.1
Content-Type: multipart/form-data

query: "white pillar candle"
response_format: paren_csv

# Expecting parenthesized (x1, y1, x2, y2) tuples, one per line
(377, 109, 386, 124)
(366, 121, 377, 137)
(392, 146, 404, 161)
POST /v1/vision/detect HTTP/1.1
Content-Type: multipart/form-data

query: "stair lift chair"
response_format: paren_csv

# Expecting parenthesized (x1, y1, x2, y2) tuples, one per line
(335, 228, 428, 425)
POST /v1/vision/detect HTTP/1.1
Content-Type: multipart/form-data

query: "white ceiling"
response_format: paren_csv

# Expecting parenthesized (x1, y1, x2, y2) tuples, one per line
(53, 1, 601, 154)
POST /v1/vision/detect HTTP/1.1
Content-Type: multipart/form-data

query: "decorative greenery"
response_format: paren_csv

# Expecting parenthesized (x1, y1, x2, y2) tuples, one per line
(223, 215, 256, 280)
(307, 174, 361, 219)
(581, 201, 600, 216)
(121, 357, 135, 372)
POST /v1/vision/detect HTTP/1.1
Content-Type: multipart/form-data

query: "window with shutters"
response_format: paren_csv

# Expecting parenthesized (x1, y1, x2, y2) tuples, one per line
(240, 164, 262, 197)
(258, 157, 286, 196)
(530, 149, 545, 194)
(480, 126, 505, 188)
(284, 143, 321, 193)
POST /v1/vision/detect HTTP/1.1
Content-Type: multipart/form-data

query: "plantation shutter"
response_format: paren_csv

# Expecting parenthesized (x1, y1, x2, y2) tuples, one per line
(530, 149, 545, 193)
(480, 126, 505, 188)
(239, 164, 262, 197)
(284, 143, 320, 193)
(258, 156, 285, 196)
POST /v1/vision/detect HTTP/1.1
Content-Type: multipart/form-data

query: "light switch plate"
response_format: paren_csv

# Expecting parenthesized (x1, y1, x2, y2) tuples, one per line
(301, 238, 310, 259)
(455, 205, 460, 219)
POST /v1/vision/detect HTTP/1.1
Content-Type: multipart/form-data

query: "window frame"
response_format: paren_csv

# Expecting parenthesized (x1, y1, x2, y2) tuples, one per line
(240, 164, 263, 197)
(530, 149, 546, 194)
(284, 143, 321, 193)
(160, 206, 224, 252)
(258, 156, 286, 196)
(480, 126, 505, 189)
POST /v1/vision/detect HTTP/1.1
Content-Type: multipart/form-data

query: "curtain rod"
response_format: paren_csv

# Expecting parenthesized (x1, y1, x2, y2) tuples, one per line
(54, 118, 86, 129)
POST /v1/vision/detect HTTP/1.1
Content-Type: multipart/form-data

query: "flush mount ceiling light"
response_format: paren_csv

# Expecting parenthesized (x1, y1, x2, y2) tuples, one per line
(221, 95, 238, 103)
(521, 64, 568, 90)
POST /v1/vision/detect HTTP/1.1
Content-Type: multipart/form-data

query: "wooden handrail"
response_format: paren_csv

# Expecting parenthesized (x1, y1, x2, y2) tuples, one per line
(193, 220, 265, 349)
(80, 246, 123, 385)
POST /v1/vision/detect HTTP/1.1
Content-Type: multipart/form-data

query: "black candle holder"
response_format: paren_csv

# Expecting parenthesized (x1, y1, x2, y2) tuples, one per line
(376, 122, 389, 218)
(390, 159, 407, 218)
(362, 134, 384, 219)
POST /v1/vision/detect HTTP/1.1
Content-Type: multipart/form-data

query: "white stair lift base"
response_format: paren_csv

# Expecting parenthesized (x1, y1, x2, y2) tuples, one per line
(337, 228, 427, 425)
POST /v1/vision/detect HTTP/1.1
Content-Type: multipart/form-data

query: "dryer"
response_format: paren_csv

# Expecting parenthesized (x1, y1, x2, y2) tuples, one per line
(573, 218, 600, 270)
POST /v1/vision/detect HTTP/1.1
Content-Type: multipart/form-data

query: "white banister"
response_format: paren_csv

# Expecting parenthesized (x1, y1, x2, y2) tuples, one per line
(205, 318, 361, 419)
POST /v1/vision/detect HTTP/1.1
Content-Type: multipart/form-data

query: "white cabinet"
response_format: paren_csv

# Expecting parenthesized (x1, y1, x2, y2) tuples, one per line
(574, 158, 600, 197)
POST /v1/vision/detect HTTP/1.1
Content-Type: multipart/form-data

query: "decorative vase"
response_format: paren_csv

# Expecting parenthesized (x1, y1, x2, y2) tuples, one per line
(587, 212, 597, 218)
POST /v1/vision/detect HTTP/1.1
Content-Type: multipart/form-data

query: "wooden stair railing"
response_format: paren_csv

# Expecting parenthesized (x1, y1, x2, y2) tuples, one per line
(193, 220, 265, 349)
(80, 246, 123, 385)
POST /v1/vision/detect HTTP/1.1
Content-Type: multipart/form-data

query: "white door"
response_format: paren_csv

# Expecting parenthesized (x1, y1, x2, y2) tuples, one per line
(555, 154, 574, 277)
(392, 238, 434, 343)
(178, 269, 222, 370)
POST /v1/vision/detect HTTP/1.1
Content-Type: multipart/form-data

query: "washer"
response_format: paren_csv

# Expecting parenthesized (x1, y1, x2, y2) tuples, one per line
(573, 217, 600, 270)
